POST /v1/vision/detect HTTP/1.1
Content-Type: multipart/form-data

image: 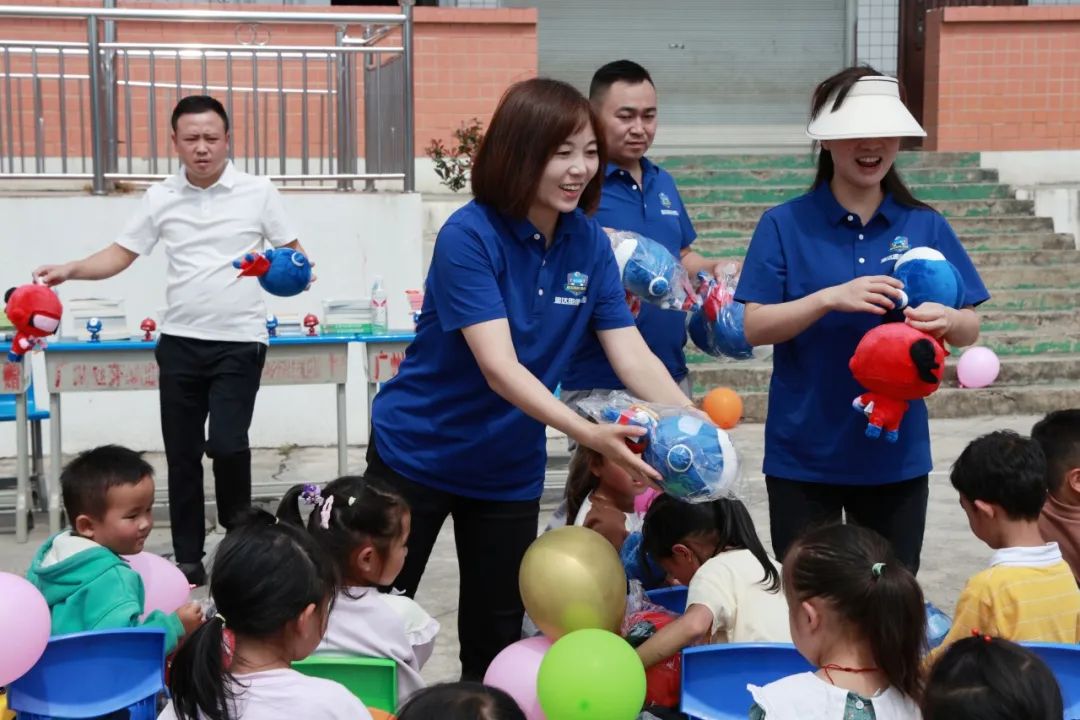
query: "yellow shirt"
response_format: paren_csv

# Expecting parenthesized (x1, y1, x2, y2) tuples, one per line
(927, 543, 1080, 666)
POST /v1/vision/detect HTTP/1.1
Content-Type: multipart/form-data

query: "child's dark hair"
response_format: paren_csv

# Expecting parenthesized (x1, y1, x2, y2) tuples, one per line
(565, 446, 603, 525)
(396, 682, 526, 720)
(168, 508, 337, 720)
(809, 65, 931, 211)
(950, 430, 1048, 520)
(785, 524, 926, 700)
(276, 475, 408, 586)
(1032, 409, 1080, 496)
(922, 636, 1063, 720)
(641, 493, 780, 593)
(61, 444, 154, 520)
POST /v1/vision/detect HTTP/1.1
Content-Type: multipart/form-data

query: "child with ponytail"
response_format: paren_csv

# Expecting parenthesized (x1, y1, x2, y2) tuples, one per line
(160, 509, 370, 720)
(277, 476, 439, 705)
(749, 524, 925, 719)
(634, 494, 789, 669)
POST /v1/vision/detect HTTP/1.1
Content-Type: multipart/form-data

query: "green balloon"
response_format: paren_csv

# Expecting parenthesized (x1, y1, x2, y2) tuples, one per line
(536, 628, 646, 720)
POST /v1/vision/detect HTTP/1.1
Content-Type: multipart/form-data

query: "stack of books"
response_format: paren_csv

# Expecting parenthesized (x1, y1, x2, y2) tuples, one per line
(66, 298, 130, 341)
(321, 298, 373, 335)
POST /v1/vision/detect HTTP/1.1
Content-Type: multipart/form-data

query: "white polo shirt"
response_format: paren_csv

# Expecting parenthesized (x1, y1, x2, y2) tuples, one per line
(116, 162, 297, 344)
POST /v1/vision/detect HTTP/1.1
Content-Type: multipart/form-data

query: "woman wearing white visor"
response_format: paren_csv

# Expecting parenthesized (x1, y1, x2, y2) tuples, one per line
(735, 67, 989, 572)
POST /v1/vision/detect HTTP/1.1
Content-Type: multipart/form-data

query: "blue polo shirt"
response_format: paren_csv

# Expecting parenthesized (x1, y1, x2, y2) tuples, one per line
(735, 183, 990, 485)
(371, 200, 635, 501)
(561, 158, 697, 390)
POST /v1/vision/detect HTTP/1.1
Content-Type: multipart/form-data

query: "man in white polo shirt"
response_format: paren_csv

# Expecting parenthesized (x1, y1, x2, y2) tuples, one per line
(36, 95, 311, 586)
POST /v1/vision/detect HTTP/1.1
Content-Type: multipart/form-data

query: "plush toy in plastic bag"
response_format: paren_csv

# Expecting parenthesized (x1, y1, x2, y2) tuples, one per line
(849, 323, 946, 443)
(890, 247, 966, 311)
(621, 530, 668, 590)
(578, 392, 739, 503)
(233, 247, 312, 297)
(605, 229, 695, 312)
(687, 267, 756, 360)
(623, 581, 682, 709)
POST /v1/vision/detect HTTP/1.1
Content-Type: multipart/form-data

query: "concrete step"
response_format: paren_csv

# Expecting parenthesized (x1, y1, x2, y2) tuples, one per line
(693, 216, 1056, 234)
(693, 246, 1080, 271)
(694, 231, 1075, 253)
(688, 198, 1030, 220)
(982, 289, 1080, 311)
(688, 381, 1080, 423)
(688, 353, 1080, 392)
(977, 309, 1080, 331)
(977, 264, 1080, 288)
(681, 184, 1015, 205)
(658, 151, 982, 172)
(668, 167, 999, 187)
(951, 332, 1080, 356)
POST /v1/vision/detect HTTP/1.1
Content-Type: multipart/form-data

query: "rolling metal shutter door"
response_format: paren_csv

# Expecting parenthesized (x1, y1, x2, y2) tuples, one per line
(502, 0, 849, 146)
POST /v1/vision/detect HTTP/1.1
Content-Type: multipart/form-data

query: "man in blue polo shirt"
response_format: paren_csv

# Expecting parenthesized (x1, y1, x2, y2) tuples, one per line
(561, 60, 725, 424)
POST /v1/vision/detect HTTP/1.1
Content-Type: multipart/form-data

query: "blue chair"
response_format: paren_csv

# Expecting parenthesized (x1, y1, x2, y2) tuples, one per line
(7, 627, 167, 720)
(681, 643, 812, 720)
(646, 586, 688, 615)
(1022, 643, 1080, 718)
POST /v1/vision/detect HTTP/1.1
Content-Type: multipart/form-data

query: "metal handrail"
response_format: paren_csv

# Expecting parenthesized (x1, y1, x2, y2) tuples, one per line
(0, 3, 415, 193)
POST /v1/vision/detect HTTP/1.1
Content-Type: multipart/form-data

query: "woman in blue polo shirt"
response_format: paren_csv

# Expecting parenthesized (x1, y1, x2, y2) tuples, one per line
(736, 67, 989, 574)
(365, 78, 694, 680)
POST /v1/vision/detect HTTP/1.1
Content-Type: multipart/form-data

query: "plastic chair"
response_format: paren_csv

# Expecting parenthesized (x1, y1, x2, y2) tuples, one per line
(294, 654, 398, 713)
(7, 627, 167, 720)
(680, 643, 812, 720)
(1022, 643, 1080, 718)
(0, 376, 49, 499)
(646, 586, 688, 615)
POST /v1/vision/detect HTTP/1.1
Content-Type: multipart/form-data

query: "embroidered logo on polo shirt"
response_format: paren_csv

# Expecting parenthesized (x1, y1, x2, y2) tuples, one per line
(565, 272, 589, 296)
(881, 235, 911, 264)
(659, 192, 672, 209)
(659, 191, 680, 217)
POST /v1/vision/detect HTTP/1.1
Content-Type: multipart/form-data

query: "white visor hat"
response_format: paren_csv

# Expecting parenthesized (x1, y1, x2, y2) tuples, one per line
(806, 76, 926, 141)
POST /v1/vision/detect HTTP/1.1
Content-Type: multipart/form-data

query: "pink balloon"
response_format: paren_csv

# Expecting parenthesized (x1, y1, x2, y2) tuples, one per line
(484, 636, 552, 720)
(123, 552, 191, 618)
(956, 346, 1000, 389)
(634, 487, 661, 516)
(0, 572, 51, 685)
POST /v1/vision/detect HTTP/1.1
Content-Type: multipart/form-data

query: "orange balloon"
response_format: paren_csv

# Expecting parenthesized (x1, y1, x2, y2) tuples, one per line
(702, 387, 743, 429)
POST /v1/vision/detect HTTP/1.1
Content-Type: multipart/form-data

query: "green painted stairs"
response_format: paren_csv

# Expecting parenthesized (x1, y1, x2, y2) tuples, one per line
(658, 151, 1080, 420)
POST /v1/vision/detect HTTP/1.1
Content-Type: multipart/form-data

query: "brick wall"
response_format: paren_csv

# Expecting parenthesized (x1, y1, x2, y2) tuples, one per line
(0, 0, 537, 163)
(924, 5, 1080, 151)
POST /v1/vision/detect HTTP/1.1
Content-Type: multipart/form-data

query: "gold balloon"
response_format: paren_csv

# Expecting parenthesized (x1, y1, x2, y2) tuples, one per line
(519, 526, 627, 639)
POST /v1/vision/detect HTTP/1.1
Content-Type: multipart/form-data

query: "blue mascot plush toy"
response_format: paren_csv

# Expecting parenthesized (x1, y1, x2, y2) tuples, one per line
(891, 247, 965, 310)
(643, 414, 739, 503)
(234, 248, 312, 297)
(607, 229, 694, 311)
(687, 272, 754, 360)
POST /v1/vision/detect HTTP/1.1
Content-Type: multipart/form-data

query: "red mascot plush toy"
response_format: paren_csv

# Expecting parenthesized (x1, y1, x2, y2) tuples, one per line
(849, 323, 946, 443)
(4, 283, 63, 362)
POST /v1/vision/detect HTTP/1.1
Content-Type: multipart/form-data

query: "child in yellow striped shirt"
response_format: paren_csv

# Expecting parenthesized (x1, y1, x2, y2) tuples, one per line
(928, 430, 1080, 665)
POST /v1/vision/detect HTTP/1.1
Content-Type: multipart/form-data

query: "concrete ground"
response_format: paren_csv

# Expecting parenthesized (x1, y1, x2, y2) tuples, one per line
(0, 414, 1044, 684)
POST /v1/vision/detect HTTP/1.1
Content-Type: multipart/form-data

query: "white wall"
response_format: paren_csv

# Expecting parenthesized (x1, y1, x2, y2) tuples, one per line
(982, 150, 1080, 247)
(0, 191, 423, 457)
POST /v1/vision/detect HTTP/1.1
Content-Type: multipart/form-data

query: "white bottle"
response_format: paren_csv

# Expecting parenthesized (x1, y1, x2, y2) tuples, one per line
(371, 275, 388, 335)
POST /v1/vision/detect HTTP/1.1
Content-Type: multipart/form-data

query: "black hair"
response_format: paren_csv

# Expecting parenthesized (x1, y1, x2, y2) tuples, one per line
(785, 524, 926, 701)
(950, 430, 1048, 520)
(589, 59, 654, 101)
(276, 475, 408, 587)
(922, 636, 1063, 720)
(641, 494, 780, 593)
(396, 682, 526, 720)
(564, 445, 603, 525)
(60, 444, 154, 520)
(809, 66, 931, 211)
(171, 95, 230, 133)
(1032, 409, 1080, 496)
(168, 508, 338, 720)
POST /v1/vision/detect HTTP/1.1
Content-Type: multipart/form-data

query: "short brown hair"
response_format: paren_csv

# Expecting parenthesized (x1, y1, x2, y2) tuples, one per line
(471, 78, 606, 218)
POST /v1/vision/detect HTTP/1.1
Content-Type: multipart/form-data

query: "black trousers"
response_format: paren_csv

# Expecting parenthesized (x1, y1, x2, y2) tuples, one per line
(366, 441, 539, 681)
(156, 334, 266, 564)
(766, 474, 930, 574)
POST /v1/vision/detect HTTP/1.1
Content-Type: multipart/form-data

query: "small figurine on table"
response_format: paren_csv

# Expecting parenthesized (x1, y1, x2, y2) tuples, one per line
(303, 313, 320, 337)
(140, 317, 157, 342)
(266, 313, 279, 338)
(86, 317, 103, 343)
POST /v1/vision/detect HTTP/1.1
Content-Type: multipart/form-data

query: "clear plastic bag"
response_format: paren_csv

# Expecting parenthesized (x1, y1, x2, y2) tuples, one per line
(686, 265, 763, 361)
(623, 580, 682, 709)
(605, 229, 696, 312)
(577, 391, 740, 503)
